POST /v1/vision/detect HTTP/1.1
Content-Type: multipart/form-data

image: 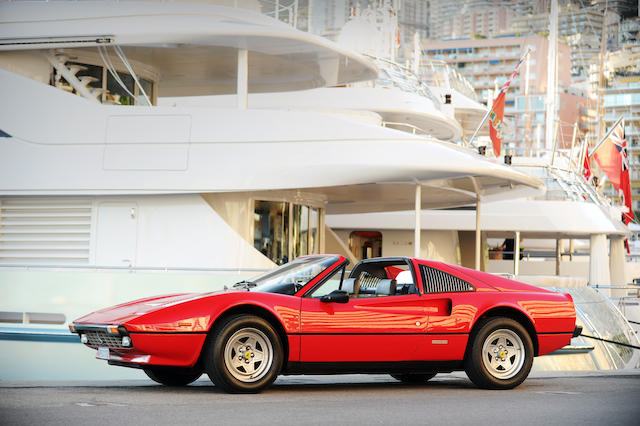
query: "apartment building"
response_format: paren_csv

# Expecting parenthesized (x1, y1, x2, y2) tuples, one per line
(429, 0, 512, 40)
(602, 44, 640, 213)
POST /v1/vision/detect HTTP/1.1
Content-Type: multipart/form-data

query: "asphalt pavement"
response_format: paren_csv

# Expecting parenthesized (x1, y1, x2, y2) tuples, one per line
(1, 371, 639, 426)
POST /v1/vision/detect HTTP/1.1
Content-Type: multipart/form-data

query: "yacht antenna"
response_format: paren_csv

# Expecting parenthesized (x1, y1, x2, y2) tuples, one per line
(596, 8, 608, 143)
(544, 0, 558, 154)
(569, 119, 579, 172)
(412, 31, 420, 75)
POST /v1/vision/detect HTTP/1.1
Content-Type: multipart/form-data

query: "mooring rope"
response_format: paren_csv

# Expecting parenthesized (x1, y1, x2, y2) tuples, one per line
(579, 333, 640, 350)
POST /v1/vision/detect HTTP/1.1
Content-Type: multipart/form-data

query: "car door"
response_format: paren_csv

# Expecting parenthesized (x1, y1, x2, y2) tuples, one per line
(299, 265, 428, 363)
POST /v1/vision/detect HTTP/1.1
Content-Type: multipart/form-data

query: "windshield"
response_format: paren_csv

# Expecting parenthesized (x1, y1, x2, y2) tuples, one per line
(247, 256, 339, 295)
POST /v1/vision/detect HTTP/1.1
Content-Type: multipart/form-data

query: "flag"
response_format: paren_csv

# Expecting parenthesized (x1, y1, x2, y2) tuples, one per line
(592, 118, 634, 225)
(488, 51, 527, 157)
(489, 91, 505, 157)
(583, 147, 592, 182)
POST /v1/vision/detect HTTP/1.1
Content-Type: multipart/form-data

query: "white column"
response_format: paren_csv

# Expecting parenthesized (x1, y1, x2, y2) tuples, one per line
(514, 231, 520, 276)
(555, 239, 562, 275)
(475, 197, 481, 271)
(414, 183, 421, 258)
(589, 234, 611, 293)
(237, 49, 248, 109)
(609, 236, 627, 298)
(569, 239, 575, 261)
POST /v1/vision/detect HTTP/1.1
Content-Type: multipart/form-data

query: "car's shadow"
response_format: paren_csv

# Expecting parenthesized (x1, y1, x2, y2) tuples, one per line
(128, 375, 483, 394)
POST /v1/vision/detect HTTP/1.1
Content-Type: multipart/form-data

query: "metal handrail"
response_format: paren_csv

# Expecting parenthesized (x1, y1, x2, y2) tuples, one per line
(0, 264, 272, 273)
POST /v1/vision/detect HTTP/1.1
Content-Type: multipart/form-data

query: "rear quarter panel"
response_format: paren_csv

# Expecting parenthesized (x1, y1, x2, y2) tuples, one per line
(417, 260, 576, 357)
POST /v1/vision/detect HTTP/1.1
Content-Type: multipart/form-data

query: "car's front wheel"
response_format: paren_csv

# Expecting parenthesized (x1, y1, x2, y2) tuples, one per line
(464, 317, 533, 389)
(391, 372, 437, 383)
(204, 314, 283, 393)
(144, 366, 202, 386)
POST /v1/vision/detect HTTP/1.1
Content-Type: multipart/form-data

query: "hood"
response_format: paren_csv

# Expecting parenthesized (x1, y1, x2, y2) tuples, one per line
(73, 291, 225, 325)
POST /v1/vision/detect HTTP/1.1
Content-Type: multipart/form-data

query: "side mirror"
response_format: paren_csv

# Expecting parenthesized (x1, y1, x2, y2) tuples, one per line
(320, 290, 349, 304)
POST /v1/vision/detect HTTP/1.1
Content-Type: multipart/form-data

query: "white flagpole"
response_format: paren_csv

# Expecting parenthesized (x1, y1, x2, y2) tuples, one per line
(466, 48, 532, 148)
(578, 139, 588, 176)
(590, 116, 624, 158)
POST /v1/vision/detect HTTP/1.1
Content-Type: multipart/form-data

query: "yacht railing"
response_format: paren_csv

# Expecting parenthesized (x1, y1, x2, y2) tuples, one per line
(511, 161, 611, 207)
(488, 249, 590, 260)
(0, 264, 272, 274)
(419, 59, 478, 101)
(257, 0, 299, 27)
(362, 54, 442, 109)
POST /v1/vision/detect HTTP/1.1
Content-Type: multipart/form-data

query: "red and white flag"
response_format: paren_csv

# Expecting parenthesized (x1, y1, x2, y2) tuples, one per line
(488, 51, 527, 157)
(583, 146, 592, 182)
(489, 91, 506, 157)
(592, 118, 634, 225)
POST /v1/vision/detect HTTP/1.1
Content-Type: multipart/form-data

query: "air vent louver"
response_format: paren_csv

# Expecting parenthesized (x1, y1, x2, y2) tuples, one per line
(420, 265, 474, 293)
(0, 198, 91, 265)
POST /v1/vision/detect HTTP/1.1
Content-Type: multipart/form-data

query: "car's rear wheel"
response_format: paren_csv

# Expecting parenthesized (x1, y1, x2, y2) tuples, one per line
(205, 314, 283, 393)
(144, 366, 202, 386)
(464, 317, 533, 390)
(391, 372, 437, 383)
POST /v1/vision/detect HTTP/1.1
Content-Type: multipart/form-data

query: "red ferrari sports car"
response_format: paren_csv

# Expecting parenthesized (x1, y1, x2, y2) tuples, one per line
(71, 255, 579, 393)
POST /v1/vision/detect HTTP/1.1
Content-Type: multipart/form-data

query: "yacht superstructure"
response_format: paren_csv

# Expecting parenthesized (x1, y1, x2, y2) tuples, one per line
(0, 1, 546, 380)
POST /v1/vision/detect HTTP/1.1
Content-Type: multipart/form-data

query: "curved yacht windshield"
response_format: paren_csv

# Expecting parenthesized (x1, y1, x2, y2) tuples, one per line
(244, 256, 339, 295)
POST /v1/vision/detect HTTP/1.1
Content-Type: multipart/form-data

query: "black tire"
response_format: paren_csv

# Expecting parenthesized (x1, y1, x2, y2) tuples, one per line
(464, 317, 534, 390)
(204, 314, 283, 393)
(391, 372, 437, 383)
(144, 366, 202, 386)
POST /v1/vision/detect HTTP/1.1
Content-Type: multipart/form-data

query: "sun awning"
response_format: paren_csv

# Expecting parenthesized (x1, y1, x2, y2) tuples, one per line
(0, 1, 378, 95)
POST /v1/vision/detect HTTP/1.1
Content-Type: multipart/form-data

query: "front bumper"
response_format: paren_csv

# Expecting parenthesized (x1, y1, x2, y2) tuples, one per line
(71, 323, 206, 367)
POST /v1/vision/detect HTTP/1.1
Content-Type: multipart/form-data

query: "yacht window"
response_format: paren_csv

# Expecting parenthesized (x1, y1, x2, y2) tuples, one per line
(253, 201, 289, 265)
(254, 201, 323, 264)
(106, 70, 135, 105)
(293, 205, 309, 258)
(310, 208, 319, 255)
(51, 58, 155, 105)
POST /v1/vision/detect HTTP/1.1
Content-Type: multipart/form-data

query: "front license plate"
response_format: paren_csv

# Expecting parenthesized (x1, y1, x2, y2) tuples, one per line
(97, 347, 110, 360)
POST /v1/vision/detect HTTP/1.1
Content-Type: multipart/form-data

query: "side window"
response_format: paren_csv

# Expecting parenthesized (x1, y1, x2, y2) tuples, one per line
(346, 268, 416, 298)
(420, 265, 475, 293)
(306, 265, 346, 298)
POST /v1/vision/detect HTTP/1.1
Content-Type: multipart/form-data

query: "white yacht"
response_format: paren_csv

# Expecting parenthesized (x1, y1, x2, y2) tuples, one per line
(0, 1, 544, 380)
